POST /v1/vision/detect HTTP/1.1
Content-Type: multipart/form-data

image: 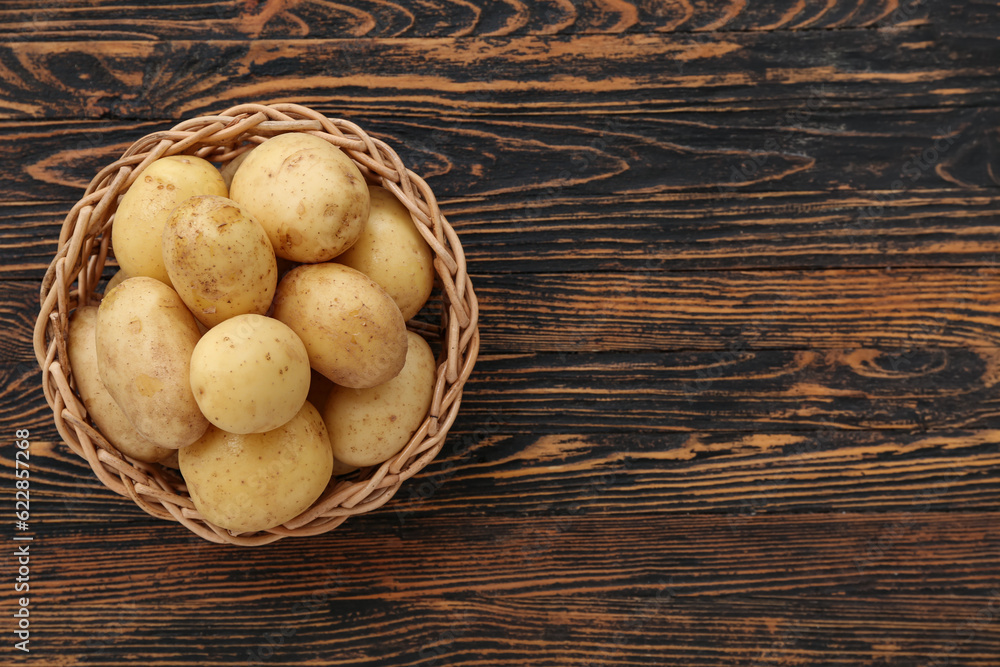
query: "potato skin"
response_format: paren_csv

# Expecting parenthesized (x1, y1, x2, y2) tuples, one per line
(67, 306, 172, 463)
(272, 263, 408, 388)
(95, 277, 209, 449)
(103, 269, 128, 297)
(189, 314, 311, 434)
(179, 401, 333, 534)
(306, 368, 335, 413)
(229, 133, 370, 263)
(162, 195, 278, 328)
(335, 185, 435, 321)
(219, 147, 253, 189)
(323, 331, 436, 467)
(306, 370, 359, 477)
(112, 155, 228, 287)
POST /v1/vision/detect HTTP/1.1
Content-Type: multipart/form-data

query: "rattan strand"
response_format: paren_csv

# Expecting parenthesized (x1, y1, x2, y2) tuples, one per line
(33, 103, 480, 545)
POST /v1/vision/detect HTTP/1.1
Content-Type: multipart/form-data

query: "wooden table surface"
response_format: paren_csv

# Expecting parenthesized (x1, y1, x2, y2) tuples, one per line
(5, 1, 1000, 665)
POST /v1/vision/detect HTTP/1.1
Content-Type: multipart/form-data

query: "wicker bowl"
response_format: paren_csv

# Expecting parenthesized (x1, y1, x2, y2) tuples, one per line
(33, 103, 480, 545)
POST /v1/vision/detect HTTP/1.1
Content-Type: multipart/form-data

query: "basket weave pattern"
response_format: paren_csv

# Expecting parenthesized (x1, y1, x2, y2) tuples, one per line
(32, 103, 480, 545)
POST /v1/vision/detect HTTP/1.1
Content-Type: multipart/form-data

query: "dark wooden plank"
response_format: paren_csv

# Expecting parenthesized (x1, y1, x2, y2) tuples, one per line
(2, 106, 998, 208)
(0, 7, 994, 665)
(0, 0, 937, 41)
(12, 343, 1000, 437)
(19, 347, 1000, 438)
(320, 428, 1000, 519)
(474, 268, 1000, 351)
(0, 201, 67, 279)
(459, 190, 1000, 273)
(15, 266, 1000, 358)
(461, 347, 1000, 433)
(21, 512, 1000, 599)
(1, 30, 998, 121)
(9, 192, 1000, 279)
(17, 419, 1000, 520)
(24, 592, 1000, 666)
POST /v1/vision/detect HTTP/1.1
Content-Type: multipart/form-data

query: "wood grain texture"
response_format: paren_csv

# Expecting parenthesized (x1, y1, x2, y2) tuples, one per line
(474, 269, 1000, 351)
(19, 512, 1000, 599)
(2, 30, 999, 121)
(13, 267, 1000, 353)
(3, 0, 1000, 665)
(22, 592, 1000, 666)
(0, 0, 941, 41)
(460, 348, 1000, 432)
(2, 108, 998, 209)
(13, 344, 1000, 434)
(7, 193, 1000, 278)
(13, 419, 1000, 519)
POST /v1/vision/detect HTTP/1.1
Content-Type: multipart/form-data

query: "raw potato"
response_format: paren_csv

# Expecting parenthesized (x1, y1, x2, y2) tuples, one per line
(272, 263, 408, 388)
(96, 277, 209, 449)
(335, 185, 435, 320)
(322, 331, 436, 467)
(161, 450, 180, 470)
(179, 401, 333, 534)
(332, 458, 359, 476)
(162, 195, 278, 328)
(103, 269, 128, 296)
(229, 133, 370, 263)
(112, 155, 228, 287)
(67, 306, 172, 463)
(219, 146, 253, 189)
(306, 368, 335, 413)
(306, 371, 359, 476)
(189, 314, 311, 434)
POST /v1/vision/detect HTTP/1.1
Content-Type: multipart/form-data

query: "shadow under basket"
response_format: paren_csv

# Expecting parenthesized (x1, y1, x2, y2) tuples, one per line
(33, 103, 480, 546)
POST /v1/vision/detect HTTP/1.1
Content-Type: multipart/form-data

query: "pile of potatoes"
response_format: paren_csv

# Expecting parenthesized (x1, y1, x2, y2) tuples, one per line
(68, 133, 439, 534)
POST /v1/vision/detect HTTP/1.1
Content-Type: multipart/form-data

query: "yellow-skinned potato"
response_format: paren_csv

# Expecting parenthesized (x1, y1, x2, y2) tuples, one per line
(103, 269, 128, 296)
(111, 155, 228, 287)
(305, 371, 358, 476)
(162, 195, 277, 328)
(306, 368, 335, 413)
(96, 277, 209, 449)
(189, 314, 311, 434)
(229, 133, 370, 263)
(272, 263, 407, 388)
(67, 306, 172, 463)
(161, 450, 180, 470)
(219, 146, 254, 189)
(179, 402, 333, 534)
(332, 458, 359, 476)
(335, 185, 435, 321)
(322, 331, 436, 467)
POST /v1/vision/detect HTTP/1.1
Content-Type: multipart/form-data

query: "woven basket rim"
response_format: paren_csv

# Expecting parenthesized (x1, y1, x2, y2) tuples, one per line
(33, 102, 480, 546)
